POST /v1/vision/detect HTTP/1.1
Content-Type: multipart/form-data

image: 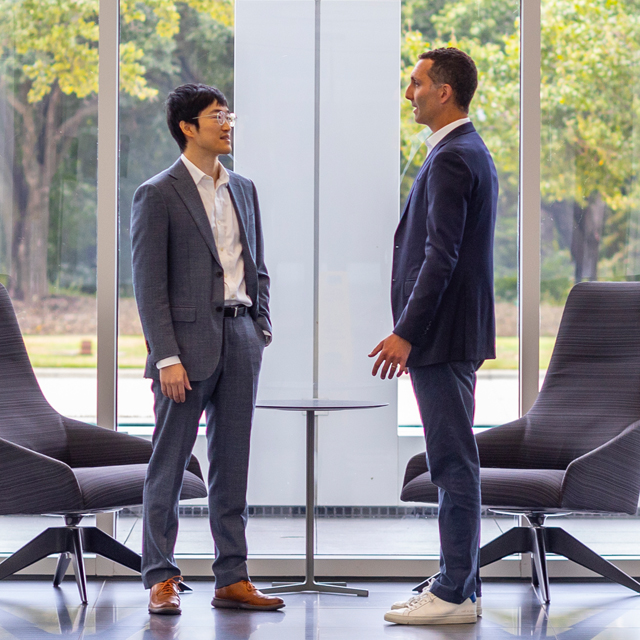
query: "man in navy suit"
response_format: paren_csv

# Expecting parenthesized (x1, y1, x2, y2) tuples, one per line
(371, 49, 498, 625)
(131, 84, 285, 615)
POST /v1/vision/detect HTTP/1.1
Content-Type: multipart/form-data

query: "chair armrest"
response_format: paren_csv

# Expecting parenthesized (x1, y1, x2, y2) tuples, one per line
(475, 419, 525, 467)
(64, 417, 153, 467)
(0, 438, 82, 515)
(63, 417, 204, 481)
(561, 419, 640, 514)
(402, 452, 428, 487)
(401, 419, 527, 489)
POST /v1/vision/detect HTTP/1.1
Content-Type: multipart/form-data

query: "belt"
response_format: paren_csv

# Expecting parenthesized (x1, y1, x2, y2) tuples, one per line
(224, 305, 249, 318)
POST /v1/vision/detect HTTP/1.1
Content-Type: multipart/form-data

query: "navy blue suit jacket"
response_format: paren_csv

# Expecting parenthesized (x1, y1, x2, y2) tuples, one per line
(392, 122, 498, 368)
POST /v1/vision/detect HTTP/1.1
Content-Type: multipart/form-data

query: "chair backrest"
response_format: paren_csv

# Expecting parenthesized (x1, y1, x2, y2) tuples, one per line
(519, 281, 640, 469)
(0, 284, 70, 462)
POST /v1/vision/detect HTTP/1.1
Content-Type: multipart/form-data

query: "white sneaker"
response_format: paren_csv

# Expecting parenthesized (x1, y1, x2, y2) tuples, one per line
(384, 590, 477, 625)
(391, 588, 481, 616)
(390, 579, 435, 610)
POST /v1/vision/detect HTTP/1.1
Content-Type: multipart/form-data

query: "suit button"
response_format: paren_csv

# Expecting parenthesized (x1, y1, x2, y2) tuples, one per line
(392, 279, 396, 282)
(216, 306, 223, 312)
(217, 271, 223, 278)
(395, 245, 399, 249)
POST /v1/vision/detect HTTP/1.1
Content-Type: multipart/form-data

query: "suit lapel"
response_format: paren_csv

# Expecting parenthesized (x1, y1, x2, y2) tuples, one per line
(227, 174, 255, 263)
(398, 153, 435, 225)
(169, 159, 222, 267)
(398, 122, 476, 225)
(227, 173, 258, 304)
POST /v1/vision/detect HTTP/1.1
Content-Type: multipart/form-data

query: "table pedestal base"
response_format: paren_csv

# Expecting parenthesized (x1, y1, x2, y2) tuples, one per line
(261, 580, 368, 597)
(255, 403, 385, 599)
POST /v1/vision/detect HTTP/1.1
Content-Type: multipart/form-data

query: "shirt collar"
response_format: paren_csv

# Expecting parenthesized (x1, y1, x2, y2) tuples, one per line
(180, 154, 229, 189)
(426, 117, 471, 155)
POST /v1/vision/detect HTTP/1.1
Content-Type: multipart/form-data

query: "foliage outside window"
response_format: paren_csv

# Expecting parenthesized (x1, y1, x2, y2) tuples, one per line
(0, 0, 233, 303)
(401, 0, 640, 309)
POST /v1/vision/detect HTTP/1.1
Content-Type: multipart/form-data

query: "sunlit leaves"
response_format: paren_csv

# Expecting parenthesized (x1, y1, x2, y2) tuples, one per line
(402, 0, 640, 217)
(0, 0, 234, 103)
(187, 0, 233, 28)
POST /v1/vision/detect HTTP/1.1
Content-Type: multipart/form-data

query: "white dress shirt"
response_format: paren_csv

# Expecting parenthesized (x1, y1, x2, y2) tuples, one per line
(157, 155, 253, 369)
(180, 154, 251, 307)
(425, 117, 471, 158)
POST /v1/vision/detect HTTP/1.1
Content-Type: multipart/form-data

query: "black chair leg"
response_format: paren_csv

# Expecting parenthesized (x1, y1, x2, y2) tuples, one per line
(0, 528, 70, 580)
(53, 552, 72, 587)
(479, 527, 532, 567)
(412, 527, 534, 592)
(531, 527, 550, 603)
(412, 523, 640, 602)
(545, 527, 640, 594)
(0, 524, 142, 605)
(81, 527, 142, 573)
(70, 528, 88, 604)
(530, 553, 540, 588)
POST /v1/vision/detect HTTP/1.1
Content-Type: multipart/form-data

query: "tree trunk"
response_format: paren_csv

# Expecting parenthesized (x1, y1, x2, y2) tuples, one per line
(8, 85, 97, 301)
(571, 193, 606, 282)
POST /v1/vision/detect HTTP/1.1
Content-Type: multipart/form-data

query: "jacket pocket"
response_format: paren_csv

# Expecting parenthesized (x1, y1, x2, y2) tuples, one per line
(170, 306, 196, 322)
(404, 279, 417, 297)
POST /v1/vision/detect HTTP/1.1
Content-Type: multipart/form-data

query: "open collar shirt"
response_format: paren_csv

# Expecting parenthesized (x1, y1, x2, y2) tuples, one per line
(180, 153, 252, 308)
(425, 117, 471, 158)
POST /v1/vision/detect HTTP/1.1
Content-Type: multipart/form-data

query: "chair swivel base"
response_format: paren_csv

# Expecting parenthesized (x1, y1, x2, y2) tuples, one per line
(413, 522, 640, 603)
(0, 516, 142, 604)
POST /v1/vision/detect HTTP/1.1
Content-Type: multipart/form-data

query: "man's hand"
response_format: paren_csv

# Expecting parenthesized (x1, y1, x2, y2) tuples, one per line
(159, 363, 192, 403)
(369, 333, 412, 379)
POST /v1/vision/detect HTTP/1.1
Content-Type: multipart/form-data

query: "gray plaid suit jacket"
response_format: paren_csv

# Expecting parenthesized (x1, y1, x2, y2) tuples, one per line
(131, 158, 271, 381)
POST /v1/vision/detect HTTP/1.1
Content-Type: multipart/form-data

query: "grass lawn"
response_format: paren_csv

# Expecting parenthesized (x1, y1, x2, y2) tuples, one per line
(482, 336, 556, 371)
(23, 335, 147, 368)
(23, 334, 557, 370)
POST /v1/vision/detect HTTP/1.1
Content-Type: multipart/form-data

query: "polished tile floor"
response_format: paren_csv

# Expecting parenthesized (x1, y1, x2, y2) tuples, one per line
(0, 579, 639, 639)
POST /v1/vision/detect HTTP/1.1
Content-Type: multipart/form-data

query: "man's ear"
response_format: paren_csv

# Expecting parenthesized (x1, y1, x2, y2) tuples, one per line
(179, 120, 195, 140)
(440, 84, 455, 105)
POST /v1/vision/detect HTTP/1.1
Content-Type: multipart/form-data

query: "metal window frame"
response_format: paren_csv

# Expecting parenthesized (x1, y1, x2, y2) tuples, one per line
(95, 0, 120, 575)
(519, 0, 541, 416)
(91, 0, 549, 576)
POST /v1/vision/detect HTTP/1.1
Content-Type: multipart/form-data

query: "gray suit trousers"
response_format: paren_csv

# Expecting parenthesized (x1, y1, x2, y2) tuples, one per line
(142, 314, 265, 589)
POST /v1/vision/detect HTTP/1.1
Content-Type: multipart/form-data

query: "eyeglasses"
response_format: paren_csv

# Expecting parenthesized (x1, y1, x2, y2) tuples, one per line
(193, 111, 236, 127)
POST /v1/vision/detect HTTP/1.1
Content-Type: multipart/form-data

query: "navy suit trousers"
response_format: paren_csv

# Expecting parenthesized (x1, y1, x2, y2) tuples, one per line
(142, 314, 265, 589)
(410, 360, 482, 604)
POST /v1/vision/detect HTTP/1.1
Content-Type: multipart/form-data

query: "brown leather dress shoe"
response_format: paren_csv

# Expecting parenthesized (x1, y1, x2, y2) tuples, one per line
(149, 576, 183, 615)
(212, 580, 285, 610)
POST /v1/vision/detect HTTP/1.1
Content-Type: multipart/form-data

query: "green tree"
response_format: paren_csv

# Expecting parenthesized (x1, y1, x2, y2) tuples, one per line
(402, 0, 640, 286)
(401, 0, 520, 298)
(0, 0, 232, 300)
(118, 1, 234, 295)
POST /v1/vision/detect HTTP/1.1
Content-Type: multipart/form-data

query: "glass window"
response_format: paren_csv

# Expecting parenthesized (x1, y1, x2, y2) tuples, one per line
(392, 0, 520, 557)
(117, 0, 235, 555)
(0, 1, 99, 549)
(399, 0, 521, 434)
(116, 0, 522, 561)
(539, 0, 640, 557)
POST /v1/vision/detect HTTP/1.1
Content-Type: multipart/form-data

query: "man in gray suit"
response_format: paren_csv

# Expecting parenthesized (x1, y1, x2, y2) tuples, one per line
(131, 83, 284, 615)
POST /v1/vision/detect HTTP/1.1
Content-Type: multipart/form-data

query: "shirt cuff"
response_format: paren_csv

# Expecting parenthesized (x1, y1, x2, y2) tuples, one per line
(263, 330, 272, 346)
(156, 355, 181, 369)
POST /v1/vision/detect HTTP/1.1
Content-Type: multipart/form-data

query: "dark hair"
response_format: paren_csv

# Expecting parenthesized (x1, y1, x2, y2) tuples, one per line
(419, 48, 478, 112)
(165, 83, 228, 151)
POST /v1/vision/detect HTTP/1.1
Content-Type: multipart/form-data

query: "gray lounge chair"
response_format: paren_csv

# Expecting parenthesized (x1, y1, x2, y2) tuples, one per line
(0, 283, 207, 602)
(401, 282, 640, 602)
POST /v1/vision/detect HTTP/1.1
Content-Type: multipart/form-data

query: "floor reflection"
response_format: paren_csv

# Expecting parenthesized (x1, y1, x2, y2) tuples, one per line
(0, 580, 636, 639)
